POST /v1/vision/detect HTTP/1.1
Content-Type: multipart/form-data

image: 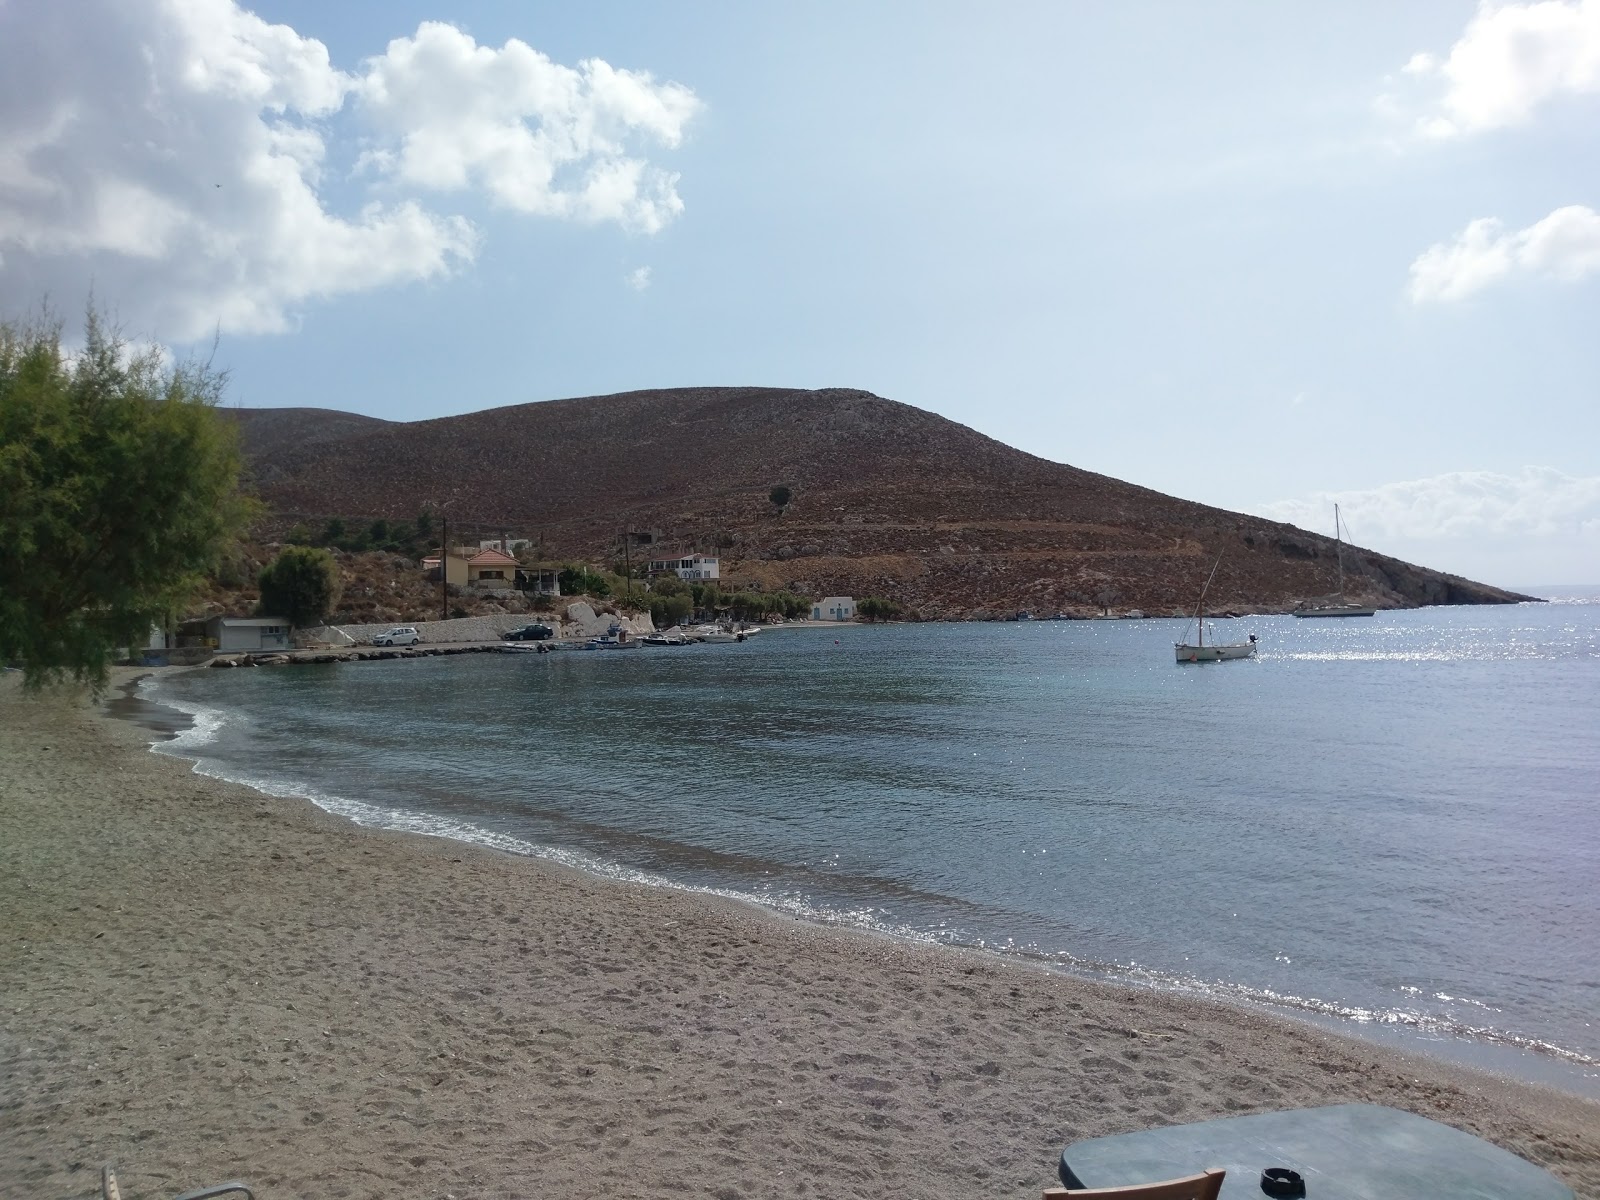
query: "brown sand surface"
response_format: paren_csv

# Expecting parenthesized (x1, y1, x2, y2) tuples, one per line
(3, 671, 1596, 1199)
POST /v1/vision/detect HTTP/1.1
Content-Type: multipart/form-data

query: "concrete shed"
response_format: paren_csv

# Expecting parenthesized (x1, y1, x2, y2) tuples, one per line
(205, 616, 291, 652)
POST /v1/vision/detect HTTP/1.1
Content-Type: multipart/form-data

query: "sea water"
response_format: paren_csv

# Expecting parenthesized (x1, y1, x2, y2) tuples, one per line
(143, 599, 1600, 1096)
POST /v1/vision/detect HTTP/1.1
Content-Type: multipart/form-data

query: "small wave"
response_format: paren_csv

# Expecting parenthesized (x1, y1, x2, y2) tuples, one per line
(137, 676, 228, 751)
(152, 728, 958, 950)
(1083, 961, 1597, 1068)
(1282, 649, 1554, 663)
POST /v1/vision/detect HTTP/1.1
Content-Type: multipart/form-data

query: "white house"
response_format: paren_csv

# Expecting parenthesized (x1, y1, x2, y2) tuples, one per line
(204, 616, 291, 652)
(479, 537, 532, 555)
(812, 596, 856, 621)
(648, 553, 720, 581)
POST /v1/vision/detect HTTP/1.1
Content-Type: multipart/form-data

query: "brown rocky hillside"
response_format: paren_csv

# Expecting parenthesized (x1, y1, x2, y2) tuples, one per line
(229, 387, 1529, 619)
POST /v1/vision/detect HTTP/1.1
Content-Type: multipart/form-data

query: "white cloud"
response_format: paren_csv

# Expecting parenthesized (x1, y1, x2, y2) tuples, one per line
(624, 266, 652, 292)
(1407, 205, 1600, 302)
(1261, 467, 1600, 543)
(356, 23, 699, 235)
(0, 1, 699, 340)
(1397, 0, 1600, 138)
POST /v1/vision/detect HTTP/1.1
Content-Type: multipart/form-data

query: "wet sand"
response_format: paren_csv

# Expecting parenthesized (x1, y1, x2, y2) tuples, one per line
(2, 670, 1596, 1199)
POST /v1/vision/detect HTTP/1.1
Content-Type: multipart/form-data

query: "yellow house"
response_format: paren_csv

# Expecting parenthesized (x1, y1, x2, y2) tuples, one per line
(422, 548, 471, 587)
(466, 547, 518, 589)
(422, 546, 519, 590)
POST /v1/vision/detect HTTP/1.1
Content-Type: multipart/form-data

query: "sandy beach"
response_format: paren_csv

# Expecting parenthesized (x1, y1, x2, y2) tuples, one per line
(3, 671, 1596, 1200)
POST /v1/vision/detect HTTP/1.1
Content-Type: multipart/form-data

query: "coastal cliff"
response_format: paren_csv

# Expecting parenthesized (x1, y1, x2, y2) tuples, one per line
(233, 388, 1531, 618)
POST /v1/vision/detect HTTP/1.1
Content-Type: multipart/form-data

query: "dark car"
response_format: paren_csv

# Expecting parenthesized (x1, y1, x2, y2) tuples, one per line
(502, 622, 555, 641)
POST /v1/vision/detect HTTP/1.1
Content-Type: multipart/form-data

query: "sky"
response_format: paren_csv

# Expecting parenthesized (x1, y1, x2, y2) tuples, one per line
(2, 1, 1597, 587)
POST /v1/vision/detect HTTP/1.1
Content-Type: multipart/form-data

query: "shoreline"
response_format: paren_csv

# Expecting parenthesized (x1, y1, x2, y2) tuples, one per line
(3, 672, 1597, 1198)
(124, 661, 1600, 1100)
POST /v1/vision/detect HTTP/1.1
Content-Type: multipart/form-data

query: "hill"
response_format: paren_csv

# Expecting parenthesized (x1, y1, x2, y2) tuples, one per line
(230, 387, 1529, 619)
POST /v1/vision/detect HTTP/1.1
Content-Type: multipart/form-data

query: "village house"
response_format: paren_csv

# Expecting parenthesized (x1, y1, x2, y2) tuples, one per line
(464, 547, 518, 589)
(812, 596, 856, 621)
(478, 537, 533, 555)
(423, 546, 520, 590)
(425, 546, 562, 595)
(647, 553, 720, 581)
(202, 615, 291, 651)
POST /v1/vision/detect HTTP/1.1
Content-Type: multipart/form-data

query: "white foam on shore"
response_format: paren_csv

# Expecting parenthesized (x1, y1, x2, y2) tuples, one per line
(983, 943, 1600, 1073)
(137, 674, 228, 750)
(130, 674, 1599, 1086)
(135, 677, 947, 944)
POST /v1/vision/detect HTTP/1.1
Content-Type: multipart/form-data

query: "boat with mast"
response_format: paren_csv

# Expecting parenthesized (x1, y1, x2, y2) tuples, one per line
(1175, 556, 1258, 663)
(1293, 503, 1376, 618)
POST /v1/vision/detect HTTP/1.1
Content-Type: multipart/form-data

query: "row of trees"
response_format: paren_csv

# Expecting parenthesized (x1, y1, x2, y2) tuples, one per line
(283, 513, 437, 557)
(857, 596, 903, 621)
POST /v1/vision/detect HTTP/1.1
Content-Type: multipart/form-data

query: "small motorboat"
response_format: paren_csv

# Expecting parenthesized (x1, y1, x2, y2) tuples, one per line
(641, 632, 689, 646)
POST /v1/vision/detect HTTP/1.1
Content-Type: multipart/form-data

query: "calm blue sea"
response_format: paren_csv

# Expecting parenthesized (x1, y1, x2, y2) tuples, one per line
(144, 598, 1600, 1096)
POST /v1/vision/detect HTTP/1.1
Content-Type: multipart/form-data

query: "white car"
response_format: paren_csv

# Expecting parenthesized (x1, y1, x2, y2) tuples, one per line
(372, 626, 421, 647)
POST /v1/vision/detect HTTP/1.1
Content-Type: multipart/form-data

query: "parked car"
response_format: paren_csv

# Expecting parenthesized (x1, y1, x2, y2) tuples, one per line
(502, 622, 555, 642)
(372, 626, 421, 646)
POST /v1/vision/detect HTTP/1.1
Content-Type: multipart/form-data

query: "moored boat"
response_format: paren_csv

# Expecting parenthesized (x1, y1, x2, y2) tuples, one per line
(1294, 503, 1376, 618)
(1175, 556, 1257, 664)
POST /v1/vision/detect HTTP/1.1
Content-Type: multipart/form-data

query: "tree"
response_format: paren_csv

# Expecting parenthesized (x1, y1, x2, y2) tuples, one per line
(650, 592, 693, 629)
(0, 309, 251, 690)
(857, 596, 902, 622)
(650, 573, 688, 597)
(558, 563, 610, 598)
(256, 546, 341, 629)
(769, 485, 792, 513)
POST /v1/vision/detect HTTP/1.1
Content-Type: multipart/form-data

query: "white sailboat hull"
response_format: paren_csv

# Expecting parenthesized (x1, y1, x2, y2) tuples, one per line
(1292, 604, 1376, 618)
(1174, 642, 1257, 663)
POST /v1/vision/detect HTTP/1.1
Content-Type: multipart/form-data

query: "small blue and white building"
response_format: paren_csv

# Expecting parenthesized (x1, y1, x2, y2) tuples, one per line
(812, 596, 855, 621)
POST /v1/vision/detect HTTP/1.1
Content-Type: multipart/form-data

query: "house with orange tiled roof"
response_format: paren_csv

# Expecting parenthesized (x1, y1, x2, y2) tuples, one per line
(422, 546, 520, 590)
(465, 547, 518, 589)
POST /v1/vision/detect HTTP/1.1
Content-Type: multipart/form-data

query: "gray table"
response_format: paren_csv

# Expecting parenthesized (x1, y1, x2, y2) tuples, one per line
(1058, 1103, 1571, 1200)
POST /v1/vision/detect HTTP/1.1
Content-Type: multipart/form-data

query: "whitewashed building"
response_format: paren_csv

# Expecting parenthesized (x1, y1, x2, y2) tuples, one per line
(648, 553, 720, 581)
(204, 616, 291, 651)
(812, 596, 856, 621)
(479, 537, 532, 555)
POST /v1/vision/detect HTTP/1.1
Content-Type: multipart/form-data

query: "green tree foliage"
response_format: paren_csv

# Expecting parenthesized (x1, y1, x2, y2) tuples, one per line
(415, 507, 434, 539)
(306, 514, 429, 557)
(857, 596, 902, 622)
(690, 582, 723, 613)
(558, 563, 611, 598)
(649, 573, 688, 596)
(283, 523, 313, 546)
(256, 545, 341, 629)
(0, 310, 251, 690)
(769, 485, 792, 512)
(649, 593, 694, 628)
(772, 590, 810, 619)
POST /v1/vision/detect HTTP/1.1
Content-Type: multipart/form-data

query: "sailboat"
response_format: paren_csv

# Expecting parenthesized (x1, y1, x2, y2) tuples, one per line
(1175, 557, 1258, 663)
(1293, 503, 1377, 618)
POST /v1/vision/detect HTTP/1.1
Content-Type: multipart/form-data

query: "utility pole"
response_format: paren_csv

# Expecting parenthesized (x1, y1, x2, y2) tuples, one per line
(440, 514, 449, 622)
